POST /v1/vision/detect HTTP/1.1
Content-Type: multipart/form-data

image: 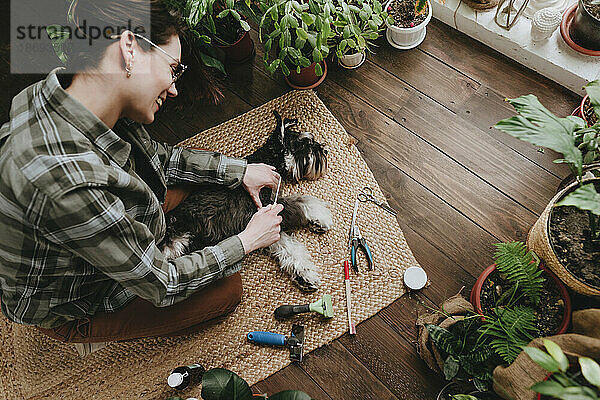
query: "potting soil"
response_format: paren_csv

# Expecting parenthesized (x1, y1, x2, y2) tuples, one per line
(550, 184, 600, 290)
(388, 0, 428, 28)
(479, 270, 564, 337)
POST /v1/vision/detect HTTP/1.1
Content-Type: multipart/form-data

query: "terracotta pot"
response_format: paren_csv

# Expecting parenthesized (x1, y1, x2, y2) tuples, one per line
(527, 177, 600, 297)
(283, 60, 328, 90)
(217, 30, 255, 64)
(569, 0, 600, 51)
(470, 263, 572, 334)
(385, 0, 432, 49)
(561, 3, 600, 56)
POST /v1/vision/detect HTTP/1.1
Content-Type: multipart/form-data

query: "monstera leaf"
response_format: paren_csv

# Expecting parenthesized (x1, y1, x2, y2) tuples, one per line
(495, 94, 584, 178)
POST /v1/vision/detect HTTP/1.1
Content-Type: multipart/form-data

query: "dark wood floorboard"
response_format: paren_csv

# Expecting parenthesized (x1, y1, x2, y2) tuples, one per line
(3, 15, 598, 400)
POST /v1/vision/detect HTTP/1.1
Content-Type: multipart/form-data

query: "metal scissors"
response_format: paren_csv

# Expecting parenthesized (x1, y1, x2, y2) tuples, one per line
(357, 187, 397, 216)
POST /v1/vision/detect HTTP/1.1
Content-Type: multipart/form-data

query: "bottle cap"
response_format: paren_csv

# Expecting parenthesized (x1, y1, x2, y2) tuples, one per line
(168, 372, 184, 388)
(403, 266, 428, 290)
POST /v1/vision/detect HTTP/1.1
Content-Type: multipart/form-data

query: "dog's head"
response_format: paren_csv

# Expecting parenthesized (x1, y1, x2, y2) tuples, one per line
(273, 111, 328, 183)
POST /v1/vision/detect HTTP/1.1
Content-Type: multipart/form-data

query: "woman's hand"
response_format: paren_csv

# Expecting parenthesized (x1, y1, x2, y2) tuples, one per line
(237, 204, 284, 254)
(243, 163, 280, 208)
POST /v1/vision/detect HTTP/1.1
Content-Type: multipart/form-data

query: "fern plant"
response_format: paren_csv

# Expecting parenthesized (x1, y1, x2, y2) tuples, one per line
(479, 305, 538, 364)
(493, 241, 545, 305)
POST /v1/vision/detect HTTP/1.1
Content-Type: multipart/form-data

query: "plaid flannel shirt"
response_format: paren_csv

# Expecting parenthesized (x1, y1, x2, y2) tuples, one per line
(0, 69, 248, 328)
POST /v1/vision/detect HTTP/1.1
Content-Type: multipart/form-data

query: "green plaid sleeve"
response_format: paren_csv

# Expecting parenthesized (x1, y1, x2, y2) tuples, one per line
(39, 186, 245, 307)
(153, 141, 248, 189)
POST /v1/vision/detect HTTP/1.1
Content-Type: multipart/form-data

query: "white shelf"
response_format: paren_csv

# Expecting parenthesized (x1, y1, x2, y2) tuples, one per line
(431, 0, 600, 95)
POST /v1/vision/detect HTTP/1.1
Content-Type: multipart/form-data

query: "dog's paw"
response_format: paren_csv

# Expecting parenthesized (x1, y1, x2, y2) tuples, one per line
(292, 269, 321, 292)
(301, 197, 332, 233)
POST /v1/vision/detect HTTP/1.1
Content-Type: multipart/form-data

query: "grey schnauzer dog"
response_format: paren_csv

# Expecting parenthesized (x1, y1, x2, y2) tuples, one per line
(159, 111, 332, 292)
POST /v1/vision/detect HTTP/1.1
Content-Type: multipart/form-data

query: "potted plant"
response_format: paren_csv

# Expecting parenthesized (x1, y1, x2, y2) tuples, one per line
(166, 0, 261, 68)
(495, 81, 600, 297)
(470, 242, 572, 339)
(525, 339, 600, 399)
(200, 368, 311, 399)
(258, 0, 334, 89)
(384, 0, 431, 49)
(565, 0, 600, 52)
(330, 0, 392, 69)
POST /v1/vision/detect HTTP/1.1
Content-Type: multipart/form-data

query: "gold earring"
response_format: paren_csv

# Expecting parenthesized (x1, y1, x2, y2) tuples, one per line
(126, 63, 132, 78)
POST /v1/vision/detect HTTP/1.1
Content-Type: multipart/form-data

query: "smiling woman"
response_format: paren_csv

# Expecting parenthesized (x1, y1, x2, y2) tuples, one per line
(0, 0, 284, 345)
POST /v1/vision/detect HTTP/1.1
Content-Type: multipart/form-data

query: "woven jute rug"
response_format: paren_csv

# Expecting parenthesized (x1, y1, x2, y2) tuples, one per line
(0, 90, 421, 399)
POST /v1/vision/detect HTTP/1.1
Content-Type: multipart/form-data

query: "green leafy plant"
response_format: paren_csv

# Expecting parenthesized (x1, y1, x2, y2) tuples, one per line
(258, 0, 334, 76)
(165, 0, 261, 74)
(200, 368, 312, 399)
(330, 0, 391, 59)
(495, 80, 600, 241)
(525, 339, 600, 399)
(425, 318, 495, 391)
(479, 305, 537, 364)
(493, 241, 545, 305)
(414, 0, 427, 15)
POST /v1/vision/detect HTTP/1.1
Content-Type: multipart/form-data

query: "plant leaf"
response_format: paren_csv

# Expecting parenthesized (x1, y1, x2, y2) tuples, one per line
(544, 340, 569, 372)
(531, 380, 567, 397)
(443, 356, 459, 380)
(524, 347, 561, 373)
(556, 184, 600, 217)
(579, 357, 600, 387)
(493, 241, 544, 304)
(451, 396, 479, 400)
(495, 95, 583, 177)
(268, 390, 312, 400)
(585, 80, 600, 121)
(424, 324, 462, 355)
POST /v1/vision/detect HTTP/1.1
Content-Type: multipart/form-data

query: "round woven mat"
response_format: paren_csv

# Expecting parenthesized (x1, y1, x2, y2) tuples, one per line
(0, 90, 420, 399)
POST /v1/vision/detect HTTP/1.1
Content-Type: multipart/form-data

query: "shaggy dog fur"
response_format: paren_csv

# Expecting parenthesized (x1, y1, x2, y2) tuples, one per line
(159, 111, 332, 292)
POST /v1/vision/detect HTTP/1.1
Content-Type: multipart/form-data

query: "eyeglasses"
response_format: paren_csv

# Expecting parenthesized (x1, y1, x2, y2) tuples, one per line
(110, 33, 187, 83)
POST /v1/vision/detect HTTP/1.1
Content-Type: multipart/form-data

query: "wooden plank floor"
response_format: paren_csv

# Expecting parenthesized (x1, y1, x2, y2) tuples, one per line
(1, 17, 596, 400)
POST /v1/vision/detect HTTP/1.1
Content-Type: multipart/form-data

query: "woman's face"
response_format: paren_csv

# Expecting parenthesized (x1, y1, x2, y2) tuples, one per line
(127, 34, 181, 124)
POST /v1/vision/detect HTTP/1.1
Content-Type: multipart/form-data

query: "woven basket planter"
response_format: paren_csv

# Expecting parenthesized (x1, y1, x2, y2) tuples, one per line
(527, 177, 600, 297)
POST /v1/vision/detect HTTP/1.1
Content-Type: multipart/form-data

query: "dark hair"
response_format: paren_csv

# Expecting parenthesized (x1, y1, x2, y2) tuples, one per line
(63, 0, 223, 105)
(65, 0, 184, 72)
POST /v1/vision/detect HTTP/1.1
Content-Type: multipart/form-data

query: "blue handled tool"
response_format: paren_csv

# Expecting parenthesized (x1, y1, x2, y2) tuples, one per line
(349, 198, 375, 272)
(247, 324, 305, 362)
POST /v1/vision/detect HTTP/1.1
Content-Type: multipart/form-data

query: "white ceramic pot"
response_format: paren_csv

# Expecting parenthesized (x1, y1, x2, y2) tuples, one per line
(340, 50, 366, 69)
(385, 0, 433, 49)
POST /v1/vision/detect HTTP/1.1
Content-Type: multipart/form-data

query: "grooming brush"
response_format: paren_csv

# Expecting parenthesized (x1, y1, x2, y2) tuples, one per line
(274, 294, 334, 319)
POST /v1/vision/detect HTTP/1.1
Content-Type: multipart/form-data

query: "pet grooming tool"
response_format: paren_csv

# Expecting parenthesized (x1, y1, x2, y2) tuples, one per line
(272, 175, 282, 205)
(274, 294, 334, 319)
(349, 197, 375, 272)
(247, 324, 305, 362)
(357, 186, 397, 216)
(344, 260, 356, 335)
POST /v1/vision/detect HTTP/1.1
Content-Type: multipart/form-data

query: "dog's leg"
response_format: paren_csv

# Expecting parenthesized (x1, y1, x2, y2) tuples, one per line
(269, 232, 321, 292)
(280, 195, 332, 233)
